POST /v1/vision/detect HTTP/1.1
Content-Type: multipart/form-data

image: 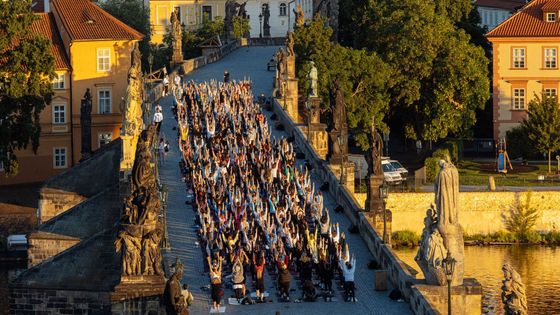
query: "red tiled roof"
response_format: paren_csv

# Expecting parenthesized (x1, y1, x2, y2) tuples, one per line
(542, 0, 560, 10)
(487, 0, 560, 37)
(31, 13, 70, 70)
(51, 0, 143, 41)
(476, 0, 526, 11)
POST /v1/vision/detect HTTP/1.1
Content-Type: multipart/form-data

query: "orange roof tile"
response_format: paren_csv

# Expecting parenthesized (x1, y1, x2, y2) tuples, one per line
(542, 0, 560, 10)
(51, 0, 143, 41)
(487, 0, 560, 37)
(31, 13, 70, 70)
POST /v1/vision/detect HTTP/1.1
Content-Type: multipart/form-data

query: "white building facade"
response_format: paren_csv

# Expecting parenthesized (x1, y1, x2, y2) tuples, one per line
(476, 0, 526, 30)
(243, 0, 317, 38)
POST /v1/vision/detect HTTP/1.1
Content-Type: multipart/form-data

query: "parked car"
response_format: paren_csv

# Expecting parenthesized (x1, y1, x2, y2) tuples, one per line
(382, 160, 403, 185)
(388, 159, 408, 180)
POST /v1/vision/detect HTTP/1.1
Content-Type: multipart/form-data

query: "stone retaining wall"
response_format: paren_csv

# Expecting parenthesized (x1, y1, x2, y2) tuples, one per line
(27, 235, 79, 267)
(355, 191, 560, 235)
(271, 98, 439, 315)
(10, 288, 111, 314)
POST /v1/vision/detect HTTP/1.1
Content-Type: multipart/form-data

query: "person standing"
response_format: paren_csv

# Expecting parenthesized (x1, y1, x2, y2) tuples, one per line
(163, 75, 170, 97)
(153, 107, 163, 133)
(224, 70, 230, 83)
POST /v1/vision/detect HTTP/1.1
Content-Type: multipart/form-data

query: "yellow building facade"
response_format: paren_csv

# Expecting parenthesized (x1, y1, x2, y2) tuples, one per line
(487, 0, 560, 140)
(149, 0, 226, 44)
(0, 0, 142, 185)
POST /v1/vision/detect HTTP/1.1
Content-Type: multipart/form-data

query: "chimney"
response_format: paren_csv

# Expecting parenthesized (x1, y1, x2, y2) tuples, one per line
(44, 0, 49, 12)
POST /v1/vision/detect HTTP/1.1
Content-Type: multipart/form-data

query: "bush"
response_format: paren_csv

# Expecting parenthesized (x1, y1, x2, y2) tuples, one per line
(543, 231, 560, 245)
(501, 191, 541, 241)
(506, 126, 538, 160)
(392, 230, 419, 247)
(425, 157, 439, 182)
(443, 141, 461, 162)
(432, 148, 450, 160)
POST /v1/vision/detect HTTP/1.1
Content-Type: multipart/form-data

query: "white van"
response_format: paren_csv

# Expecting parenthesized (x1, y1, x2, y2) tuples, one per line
(388, 159, 408, 180)
(382, 160, 403, 185)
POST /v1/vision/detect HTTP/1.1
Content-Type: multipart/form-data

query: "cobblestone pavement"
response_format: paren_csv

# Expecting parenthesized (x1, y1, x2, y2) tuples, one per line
(158, 46, 412, 315)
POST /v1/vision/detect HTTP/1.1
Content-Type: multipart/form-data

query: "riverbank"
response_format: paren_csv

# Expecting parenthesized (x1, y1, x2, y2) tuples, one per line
(392, 229, 560, 248)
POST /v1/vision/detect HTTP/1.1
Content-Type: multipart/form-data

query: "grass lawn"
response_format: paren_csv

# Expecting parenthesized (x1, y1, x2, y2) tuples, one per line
(457, 160, 560, 186)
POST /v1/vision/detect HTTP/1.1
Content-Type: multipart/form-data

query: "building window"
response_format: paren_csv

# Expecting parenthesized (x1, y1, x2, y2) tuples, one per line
(512, 48, 526, 68)
(98, 89, 111, 114)
(53, 147, 67, 168)
(547, 12, 556, 22)
(544, 48, 557, 68)
(544, 88, 557, 99)
(98, 132, 113, 147)
(53, 104, 66, 124)
(279, 3, 287, 16)
(513, 88, 526, 110)
(202, 6, 212, 21)
(97, 48, 111, 72)
(52, 74, 65, 89)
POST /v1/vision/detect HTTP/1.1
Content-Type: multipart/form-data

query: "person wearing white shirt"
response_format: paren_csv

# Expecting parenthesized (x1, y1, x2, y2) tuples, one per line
(153, 107, 163, 133)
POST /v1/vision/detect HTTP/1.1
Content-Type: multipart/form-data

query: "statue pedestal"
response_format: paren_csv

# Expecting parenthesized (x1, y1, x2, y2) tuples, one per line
(300, 123, 328, 160)
(329, 161, 355, 193)
(365, 175, 384, 212)
(366, 208, 392, 245)
(112, 275, 166, 302)
(307, 97, 322, 124)
(287, 56, 296, 79)
(282, 78, 300, 123)
(172, 50, 182, 65)
(413, 279, 482, 315)
(120, 134, 137, 178)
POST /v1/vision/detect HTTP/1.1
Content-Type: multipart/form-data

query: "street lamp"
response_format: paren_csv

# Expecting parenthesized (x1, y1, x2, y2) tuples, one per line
(556, 155, 560, 175)
(258, 13, 263, 38)
(379, 181, 389, 243)
(305, 100, 311, 141)
(442, 250, 456, 315)
(148, 53, 154, 74)
(338, 135, 344, 184)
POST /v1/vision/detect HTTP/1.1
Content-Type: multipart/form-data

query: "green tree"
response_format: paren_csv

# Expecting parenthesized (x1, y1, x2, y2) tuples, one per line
(232, 16, 250, 39)
(197, 16, 224, 40)
(522, 95, 560, 174)
(502, 192, 541, 242)
(294, 16, 392, 149)
(0, 0, 56, 176)
(343, 0, 490, 143)
(97, 0, 151, 69)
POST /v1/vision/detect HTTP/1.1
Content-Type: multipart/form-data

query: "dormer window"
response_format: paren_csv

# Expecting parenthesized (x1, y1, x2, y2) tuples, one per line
(546, 12, 556, 22)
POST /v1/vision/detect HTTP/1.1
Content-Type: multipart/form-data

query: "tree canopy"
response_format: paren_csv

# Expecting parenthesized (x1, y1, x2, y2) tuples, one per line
(522, 95, 560, 174)
(294, 16, 392, 149)
(339, 0, 490, 142)
(0, 0, 55, 176)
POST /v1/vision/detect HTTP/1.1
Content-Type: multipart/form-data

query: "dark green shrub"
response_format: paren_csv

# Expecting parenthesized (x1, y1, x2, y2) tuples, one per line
(425, 157, 439, 182)
(443, 141, 461, 162)
(505, 126, 538, 160)
(392, 230, 419, 247)
(501, 192, 541, 241)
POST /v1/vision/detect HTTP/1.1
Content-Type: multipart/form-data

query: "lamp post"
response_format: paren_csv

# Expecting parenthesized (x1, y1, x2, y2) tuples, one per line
(379, 181, 389, 243)
(305, 100, 311, 141)
(258, 13, 263, 38)
(442, 251, 456, 315)
(556, 155, 560, 175)
(148, 53, 154, 75)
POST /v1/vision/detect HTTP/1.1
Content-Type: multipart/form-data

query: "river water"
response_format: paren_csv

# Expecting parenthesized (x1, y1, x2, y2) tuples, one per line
(394, 246, 560, 314)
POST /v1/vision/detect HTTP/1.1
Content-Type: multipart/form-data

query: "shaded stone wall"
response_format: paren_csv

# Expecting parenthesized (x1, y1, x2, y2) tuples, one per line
(9, 288, 111, 314)
(355, 191, 560, 235)
(37, 189, 87, 224)
(27, 235, 79, 267)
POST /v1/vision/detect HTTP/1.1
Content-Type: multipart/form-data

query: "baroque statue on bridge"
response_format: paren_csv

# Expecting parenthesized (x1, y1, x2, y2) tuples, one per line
(501, 263, 528, 315)
(294, 4, 305, 28)
(308, 61, 318, 97)
(121, 43, 144, 137)
(366, 117, 383, 177)
(416, 159, 464, 286)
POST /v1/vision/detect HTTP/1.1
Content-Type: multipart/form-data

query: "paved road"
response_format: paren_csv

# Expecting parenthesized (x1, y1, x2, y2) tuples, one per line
(157, 46, 412, 315)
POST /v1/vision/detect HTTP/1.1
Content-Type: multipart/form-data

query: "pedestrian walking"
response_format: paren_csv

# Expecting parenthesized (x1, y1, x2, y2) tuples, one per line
(153, 107, 163, 133)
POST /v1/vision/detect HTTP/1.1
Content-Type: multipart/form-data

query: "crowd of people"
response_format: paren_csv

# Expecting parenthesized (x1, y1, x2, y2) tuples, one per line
(170, 78, 357, 312)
